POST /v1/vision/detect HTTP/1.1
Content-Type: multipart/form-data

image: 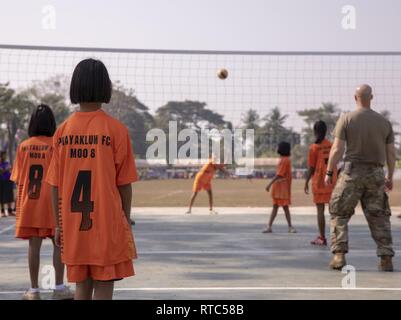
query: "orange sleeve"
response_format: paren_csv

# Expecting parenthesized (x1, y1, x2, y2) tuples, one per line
(115, 129, 138, 186)
(276, 158, 288, 177)
(46, 134, 60, 187)
(10, 145, 21, 183)
(307, 145, 317, 169)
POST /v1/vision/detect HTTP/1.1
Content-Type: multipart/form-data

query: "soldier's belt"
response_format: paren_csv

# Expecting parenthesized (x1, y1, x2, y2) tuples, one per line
(345, 162, 383, 168)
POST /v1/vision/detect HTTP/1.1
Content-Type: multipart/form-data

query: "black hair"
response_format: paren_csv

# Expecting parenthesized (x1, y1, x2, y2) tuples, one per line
(69, 58, 112, 104)
(277, 141, 291, 156)
(28, 104, 56, 137)
(313, 120, 327, 144)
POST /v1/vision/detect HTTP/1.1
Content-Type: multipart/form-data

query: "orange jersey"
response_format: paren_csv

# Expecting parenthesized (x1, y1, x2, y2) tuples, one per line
(272, 156, 292, 201)
(46, 109, 138, 266)
(195, 161, 224, 184)
(308, 139, 337, 194)
(11, 136, 55, 230)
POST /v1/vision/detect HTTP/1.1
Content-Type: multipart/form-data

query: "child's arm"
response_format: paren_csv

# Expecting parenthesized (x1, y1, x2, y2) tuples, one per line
(118, 183, 133, 223)
(304, 167, 315, 194)
(266, 175, 282, 192)
(219, 166, 232, 177)
(50, 186, 61, 246)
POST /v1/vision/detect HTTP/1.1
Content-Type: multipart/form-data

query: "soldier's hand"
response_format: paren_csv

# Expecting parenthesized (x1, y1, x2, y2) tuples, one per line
(385, 178, 393, 192)
(304, 184, 309, 194)
(325, 175, 333, 186)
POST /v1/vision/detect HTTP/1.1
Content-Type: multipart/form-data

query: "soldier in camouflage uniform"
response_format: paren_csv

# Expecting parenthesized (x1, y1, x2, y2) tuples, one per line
(325, 84, 396, 272)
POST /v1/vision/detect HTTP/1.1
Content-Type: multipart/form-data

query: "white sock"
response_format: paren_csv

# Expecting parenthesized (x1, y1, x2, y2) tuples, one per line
(29, 287, 40, 293)
(55, 284, 66, 291)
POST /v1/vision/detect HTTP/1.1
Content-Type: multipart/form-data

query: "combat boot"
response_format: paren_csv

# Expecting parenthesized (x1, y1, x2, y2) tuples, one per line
(329, 253, 346, 270)
(379, 256, 393, 272)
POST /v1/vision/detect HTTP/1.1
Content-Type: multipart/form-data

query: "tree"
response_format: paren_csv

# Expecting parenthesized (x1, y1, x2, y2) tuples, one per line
(0, 83, 36, 162)
(103, 83, 154, 158)
(26, 75, 71, 125)
(155, 100, 228, 132)
(155, 101, 231, 161)
(297, 102, 341, 146)
(258, 107, 300, 156)
(241, 109, 260, 130)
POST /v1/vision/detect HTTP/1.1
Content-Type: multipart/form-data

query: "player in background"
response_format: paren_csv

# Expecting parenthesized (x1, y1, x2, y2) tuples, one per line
(47, 59, 138, 300)
(263, 142, 296, 233)
(11, 105, 73, 300)
(304, 121, 337, 246)
(0, 151, 15, 217)
(186, 157, 231, 215)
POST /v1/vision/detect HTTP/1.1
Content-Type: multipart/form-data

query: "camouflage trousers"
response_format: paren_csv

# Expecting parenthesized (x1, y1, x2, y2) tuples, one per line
(329, 164, 394, 257)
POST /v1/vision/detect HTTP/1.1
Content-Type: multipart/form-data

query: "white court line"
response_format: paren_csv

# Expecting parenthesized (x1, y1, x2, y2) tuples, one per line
(4, 249, 400, 257)
(1, 287, 401, 295)
(114, 287, 401, 292)
(0, 223, 15, 235)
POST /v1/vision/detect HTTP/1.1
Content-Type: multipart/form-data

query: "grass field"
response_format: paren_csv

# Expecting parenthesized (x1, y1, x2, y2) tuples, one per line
(132, 179, 401, 207)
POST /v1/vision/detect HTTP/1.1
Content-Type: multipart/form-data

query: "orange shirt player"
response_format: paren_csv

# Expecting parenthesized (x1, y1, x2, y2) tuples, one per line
(11, 105, 73, 300)
(304, 121, 337, 246)
(263, 142, 296, 234)
(186, 157, 230, 215)
(46, 59, 138, 300)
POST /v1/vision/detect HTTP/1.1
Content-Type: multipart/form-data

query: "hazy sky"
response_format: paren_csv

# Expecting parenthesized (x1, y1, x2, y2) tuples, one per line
(1, 0, 400, 133)
(0, 0, 401, 51)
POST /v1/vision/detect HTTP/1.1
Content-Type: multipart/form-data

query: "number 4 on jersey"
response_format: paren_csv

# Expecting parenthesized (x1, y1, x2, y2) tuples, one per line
(71, 171, 94, 231)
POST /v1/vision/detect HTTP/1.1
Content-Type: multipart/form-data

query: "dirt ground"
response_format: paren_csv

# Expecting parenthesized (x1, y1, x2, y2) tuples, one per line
(132, 179, 401, 207)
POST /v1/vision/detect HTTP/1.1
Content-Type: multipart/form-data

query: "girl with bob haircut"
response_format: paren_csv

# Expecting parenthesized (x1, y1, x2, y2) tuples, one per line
(11, 104, 73, 300)
(304, 120, 337, 246)
(47, 59, 138, 300)
(263, 141, 296, 233)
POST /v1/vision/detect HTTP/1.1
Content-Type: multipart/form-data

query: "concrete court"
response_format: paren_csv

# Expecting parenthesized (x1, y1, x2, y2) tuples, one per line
(1, 207, 401, 300)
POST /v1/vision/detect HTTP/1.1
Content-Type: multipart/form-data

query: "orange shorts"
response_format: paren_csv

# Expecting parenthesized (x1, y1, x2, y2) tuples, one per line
(16, 227, 54, 240)
(272, 198, 291, 206)
(66, 260, 135, 283)
(193, 181, 211, 192)
(313, 193, 331, 204)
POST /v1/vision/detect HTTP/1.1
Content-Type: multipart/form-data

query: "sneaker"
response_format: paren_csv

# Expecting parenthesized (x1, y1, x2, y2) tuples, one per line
(22, 290, 41, 300)
(288, 227, 297, 233)
(185, 210, 191, 214)
(209, 209, 218, 215)
(262, 227, 272, 233)
(311, 236, 327, 246)
(52, 286, 74, 300)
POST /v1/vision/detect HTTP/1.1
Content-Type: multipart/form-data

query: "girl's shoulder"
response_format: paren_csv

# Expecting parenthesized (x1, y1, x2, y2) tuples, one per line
(280, 156, 291, 164)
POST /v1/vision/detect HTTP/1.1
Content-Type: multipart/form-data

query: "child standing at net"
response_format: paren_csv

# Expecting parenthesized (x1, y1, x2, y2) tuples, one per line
(46, 59, 138, 300)
(11, 105, 73, 300)
(263, 142, 296, 233)
(304, 121, 337, 246)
